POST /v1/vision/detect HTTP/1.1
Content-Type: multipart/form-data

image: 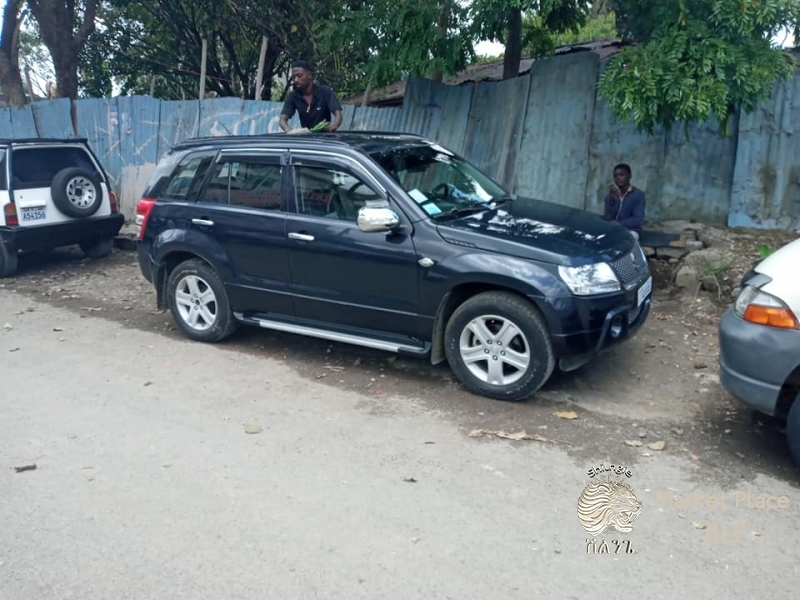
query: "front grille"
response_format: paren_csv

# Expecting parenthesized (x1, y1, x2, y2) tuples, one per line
(610, 249, 644, 285)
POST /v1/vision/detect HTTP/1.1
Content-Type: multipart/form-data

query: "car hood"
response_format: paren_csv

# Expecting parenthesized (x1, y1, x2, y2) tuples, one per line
(435, 197, 636, 265)
(755, 237, 800, 314)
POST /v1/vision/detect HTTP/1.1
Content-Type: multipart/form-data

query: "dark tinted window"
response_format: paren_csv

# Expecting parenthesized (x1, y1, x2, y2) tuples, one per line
(158, 153, 214, 202)
(203, 158, 283, 210)
(0, 149, 6, 190)
(11, 146, 98, 189)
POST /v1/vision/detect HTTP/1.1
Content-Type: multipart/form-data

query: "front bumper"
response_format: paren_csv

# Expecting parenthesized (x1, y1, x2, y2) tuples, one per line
(0, 213, 124, 252)
(718, 307, 799, 416)
(543, 272, 652, 364)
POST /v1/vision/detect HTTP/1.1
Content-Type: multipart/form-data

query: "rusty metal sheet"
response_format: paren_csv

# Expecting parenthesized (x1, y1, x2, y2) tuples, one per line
(729, 76, 800, 230)
(462, 75, 530, 188)
(514, 52, 599, 209)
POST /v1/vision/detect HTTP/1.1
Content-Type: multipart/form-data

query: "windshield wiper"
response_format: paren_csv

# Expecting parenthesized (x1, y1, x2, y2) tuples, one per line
(432, 205, 490, 220)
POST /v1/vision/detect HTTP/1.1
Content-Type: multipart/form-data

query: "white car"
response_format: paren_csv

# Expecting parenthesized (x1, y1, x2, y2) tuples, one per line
(0, 137, 124, 277)
(719, 237, 800, 465)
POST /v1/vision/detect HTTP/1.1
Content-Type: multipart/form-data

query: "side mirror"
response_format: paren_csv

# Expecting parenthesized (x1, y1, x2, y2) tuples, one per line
(357, 205, 400, 232)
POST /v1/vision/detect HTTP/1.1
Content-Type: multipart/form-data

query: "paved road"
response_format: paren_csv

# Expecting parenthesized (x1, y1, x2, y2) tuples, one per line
(1, 292, 798, 599)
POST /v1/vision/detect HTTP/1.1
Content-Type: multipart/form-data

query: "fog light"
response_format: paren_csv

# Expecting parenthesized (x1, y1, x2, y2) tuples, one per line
(610, 315, 624, 338)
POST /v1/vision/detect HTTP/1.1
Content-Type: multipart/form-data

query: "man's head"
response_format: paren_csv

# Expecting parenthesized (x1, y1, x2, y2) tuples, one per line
(613, 163, 631, 190)
(291, 60, 313, 92)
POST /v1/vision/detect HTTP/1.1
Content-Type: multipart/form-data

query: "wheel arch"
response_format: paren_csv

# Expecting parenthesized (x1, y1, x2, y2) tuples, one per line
(154, 250, 217, 310)
(429, 281, 549, 366)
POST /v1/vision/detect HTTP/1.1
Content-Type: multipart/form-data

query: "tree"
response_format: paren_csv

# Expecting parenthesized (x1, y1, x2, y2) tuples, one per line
(27, 0, 97, 100)
(470, 0, 589, 79)
(0, 0, 28, 107)
(82, 0, 332, 101)
(316, 0, 474, 93)
(522, 6, 616, 57)
(598, 0, 800, 136)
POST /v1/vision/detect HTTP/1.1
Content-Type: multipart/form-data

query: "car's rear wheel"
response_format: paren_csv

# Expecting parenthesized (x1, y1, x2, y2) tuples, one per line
(444, 291, 555, 401)
(79, 237, 114, 259)
(0, 243, 18, 278)
(786, 393, 800, 466)
(166, 259, 237, 342)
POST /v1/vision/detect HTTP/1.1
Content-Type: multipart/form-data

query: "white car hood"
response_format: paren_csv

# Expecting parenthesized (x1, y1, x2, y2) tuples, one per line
(756, 237, 800, 316)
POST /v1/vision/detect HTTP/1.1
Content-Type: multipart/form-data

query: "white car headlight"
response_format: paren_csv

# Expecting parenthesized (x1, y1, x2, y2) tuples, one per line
(558, 262, 621, 296)
(734, 285, 799, 329)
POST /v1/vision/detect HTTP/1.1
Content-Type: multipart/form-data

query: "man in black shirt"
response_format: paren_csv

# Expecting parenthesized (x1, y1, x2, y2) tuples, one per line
(279, 60, 343, 133)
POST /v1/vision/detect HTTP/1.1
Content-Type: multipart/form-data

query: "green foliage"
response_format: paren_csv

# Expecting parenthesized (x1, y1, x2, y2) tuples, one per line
(598, 0, 799, 137)
(523, 8, 615, 57)
(315, 0, 474, 92)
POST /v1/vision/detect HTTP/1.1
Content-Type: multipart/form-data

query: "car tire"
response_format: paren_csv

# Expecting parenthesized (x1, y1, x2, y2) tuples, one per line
(0, 243, 18, 278)
(51, 167, 104, 218)
(79, 238, 114, 259)
(786, 393, 800, 467)
(444, 291, 555, 401)
(166, 259, 237, 343)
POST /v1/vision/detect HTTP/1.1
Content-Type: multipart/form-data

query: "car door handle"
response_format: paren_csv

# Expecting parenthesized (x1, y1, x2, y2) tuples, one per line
(288, 232, 315, 242)
(192, 218, 214, 226)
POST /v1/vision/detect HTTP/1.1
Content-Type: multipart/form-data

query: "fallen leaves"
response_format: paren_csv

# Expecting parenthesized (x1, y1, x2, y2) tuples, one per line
(243, 423, 263, 434)
(13, 464, 37, 473)
(648, 440, 666, 451)
(553, 410, 578, 420)
(624, 440, 643, 447)
(468, 429, 568, 445)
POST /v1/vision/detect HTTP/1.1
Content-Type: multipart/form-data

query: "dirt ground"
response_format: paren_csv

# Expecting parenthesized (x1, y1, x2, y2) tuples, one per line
(1, 224, 799, 485)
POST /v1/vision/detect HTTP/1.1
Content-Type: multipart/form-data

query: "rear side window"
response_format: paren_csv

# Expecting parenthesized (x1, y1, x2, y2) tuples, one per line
(146, 151, 214, 202)
(0, 149, 6, 190)
(202, 157, 283, 210)
(11, 146, 97, 189)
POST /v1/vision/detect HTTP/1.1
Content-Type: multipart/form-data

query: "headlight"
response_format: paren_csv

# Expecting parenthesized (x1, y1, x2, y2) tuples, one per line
(734, 285, 799, 329)
(558, 262, 620, 295)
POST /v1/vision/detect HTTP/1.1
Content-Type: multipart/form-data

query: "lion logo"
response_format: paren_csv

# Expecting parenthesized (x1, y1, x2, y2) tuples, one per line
(577, 479, 642, 536)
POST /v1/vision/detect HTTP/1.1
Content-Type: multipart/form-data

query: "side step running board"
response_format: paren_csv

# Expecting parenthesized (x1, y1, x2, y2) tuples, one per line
(234, 313, 429, 356)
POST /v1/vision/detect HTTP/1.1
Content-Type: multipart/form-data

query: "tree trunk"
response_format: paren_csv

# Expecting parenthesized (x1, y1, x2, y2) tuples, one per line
(502, 7, 523, 80)
(432, 0, 451, 82)
(27, 0, 97, 100)
(0, 0, 26, 106)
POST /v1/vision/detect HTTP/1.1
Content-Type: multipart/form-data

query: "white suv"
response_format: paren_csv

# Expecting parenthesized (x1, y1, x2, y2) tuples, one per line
(0, 138, 124, 277)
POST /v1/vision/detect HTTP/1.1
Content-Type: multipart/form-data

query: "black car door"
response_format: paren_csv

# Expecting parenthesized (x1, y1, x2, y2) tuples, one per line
(284, 152, 423, 338)
(192, 149, 294, 316)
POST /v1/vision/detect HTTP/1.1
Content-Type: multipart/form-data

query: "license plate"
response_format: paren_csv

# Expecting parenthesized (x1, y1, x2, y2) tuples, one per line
(21, 207, 46, 222)
(637, 276, 652, 306)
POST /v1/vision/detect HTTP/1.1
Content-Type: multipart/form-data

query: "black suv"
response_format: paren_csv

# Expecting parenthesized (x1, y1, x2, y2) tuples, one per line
(136, 132, 651, 401)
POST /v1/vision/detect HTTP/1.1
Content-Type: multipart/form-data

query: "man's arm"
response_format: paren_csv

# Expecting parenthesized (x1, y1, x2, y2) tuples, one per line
(620, 190, 645, 229)
(279, 97, 295, 132)
(325, 87, 344, 131)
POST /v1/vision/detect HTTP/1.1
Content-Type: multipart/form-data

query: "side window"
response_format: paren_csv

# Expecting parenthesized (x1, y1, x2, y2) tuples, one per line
(0, 150, 6, 190)
(161, 154, 214, 202)
(293, 165, 384, 221)
(202, 158, 283, 210)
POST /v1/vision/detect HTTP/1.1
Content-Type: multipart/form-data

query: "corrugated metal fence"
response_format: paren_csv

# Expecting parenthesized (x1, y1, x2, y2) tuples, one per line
(2, 50, 798, 230)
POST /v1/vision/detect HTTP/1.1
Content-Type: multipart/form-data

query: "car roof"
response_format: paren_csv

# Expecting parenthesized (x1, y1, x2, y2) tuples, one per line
(0, 137, 90, 145)
(170, 131, 433, 155)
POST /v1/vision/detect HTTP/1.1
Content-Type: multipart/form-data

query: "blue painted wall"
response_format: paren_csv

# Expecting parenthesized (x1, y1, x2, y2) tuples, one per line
(1, 49, 798, 230)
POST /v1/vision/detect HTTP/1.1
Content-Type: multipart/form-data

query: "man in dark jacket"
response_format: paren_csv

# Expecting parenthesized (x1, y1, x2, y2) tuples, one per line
(602, 163, 646, 240)
(279, 59, 343, 133)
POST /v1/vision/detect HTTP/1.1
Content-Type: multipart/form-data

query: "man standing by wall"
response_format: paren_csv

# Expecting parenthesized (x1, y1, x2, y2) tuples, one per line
(602, 163, 646, 240)
(279, 60, 343, 133)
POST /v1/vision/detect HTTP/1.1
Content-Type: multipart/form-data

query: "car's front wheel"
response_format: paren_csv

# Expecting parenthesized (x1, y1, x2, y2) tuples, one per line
(166, 259, 237, 342)
(444, 291, 555, 401)
(786, 393, 800, 467)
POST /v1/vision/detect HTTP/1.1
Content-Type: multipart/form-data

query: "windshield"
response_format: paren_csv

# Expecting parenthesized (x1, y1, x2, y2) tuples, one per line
(370, 143, 511, 219)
